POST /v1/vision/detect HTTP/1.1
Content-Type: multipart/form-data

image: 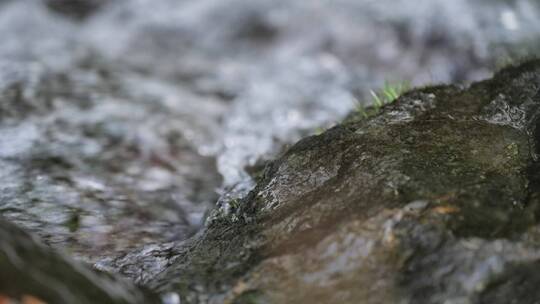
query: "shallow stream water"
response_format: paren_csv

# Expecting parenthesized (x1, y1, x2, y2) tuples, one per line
(1, 0, 540, 290)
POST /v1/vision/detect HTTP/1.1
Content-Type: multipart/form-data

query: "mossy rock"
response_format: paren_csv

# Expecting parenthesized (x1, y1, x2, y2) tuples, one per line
(144, 60, 540, 303)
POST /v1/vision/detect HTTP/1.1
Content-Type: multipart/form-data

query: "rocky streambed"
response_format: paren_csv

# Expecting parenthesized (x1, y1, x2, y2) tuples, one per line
(4, 59, 540, 303)
(2, 0, 540, 303)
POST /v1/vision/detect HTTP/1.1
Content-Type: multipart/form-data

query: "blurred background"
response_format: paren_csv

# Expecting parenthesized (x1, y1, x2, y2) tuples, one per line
(1, 0, 540, 277)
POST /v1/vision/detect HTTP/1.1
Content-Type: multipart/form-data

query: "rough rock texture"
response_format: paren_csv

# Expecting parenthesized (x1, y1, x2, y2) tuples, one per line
(2, 0, 540, 302)
(1, 53, 540, 304)
(143, 60, 540, 303)
(1, 1, 540, 275)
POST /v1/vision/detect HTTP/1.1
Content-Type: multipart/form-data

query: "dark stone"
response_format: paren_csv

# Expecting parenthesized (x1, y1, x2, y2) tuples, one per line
(0, 217, 160, 303)
(147, 60, 540, 303)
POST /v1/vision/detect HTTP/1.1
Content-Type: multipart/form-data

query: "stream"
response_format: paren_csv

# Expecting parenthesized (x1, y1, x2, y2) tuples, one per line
(1, 0, 540, 301)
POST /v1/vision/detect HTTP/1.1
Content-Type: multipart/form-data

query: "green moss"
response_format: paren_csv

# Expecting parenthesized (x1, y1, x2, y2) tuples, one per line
(505, 142, 519, 158)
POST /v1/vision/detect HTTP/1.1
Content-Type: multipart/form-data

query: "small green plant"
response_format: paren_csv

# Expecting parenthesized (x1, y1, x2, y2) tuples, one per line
(356, 81, 410, 119)
(229, 198, 241, 210)
(381, 82, 409, 103)
(314, 126, 326, 135)
(494, 55, 515, 71)
(493, 54, 540, 73)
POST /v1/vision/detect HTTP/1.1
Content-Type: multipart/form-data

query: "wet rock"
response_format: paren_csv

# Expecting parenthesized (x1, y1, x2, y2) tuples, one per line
(146, 60, 540, 303)
(0, 217, 159, 304)
(2, 0, 540, 299)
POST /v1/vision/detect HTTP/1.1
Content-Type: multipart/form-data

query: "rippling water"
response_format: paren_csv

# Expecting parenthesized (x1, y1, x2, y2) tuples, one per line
(0, 0, 540, 280)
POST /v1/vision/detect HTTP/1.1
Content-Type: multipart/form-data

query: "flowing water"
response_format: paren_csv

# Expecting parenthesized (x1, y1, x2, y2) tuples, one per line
(1, 0, 540, 290)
